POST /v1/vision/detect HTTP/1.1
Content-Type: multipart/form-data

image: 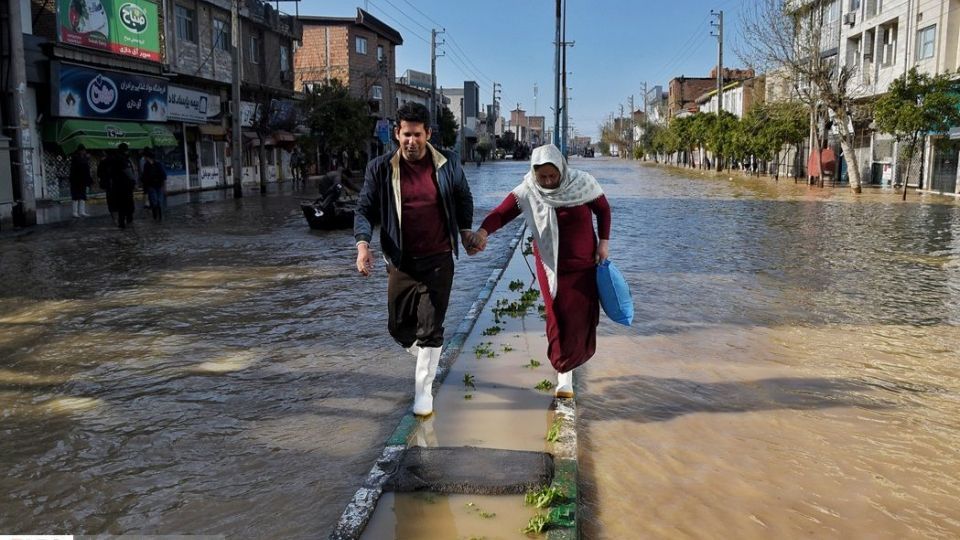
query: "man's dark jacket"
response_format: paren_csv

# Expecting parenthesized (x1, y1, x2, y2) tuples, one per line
(354, 144, 473, 267)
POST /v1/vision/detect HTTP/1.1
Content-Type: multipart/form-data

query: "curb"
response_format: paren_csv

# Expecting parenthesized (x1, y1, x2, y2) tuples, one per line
(546, 397, 579, 540)
(329, 224, 527, 540)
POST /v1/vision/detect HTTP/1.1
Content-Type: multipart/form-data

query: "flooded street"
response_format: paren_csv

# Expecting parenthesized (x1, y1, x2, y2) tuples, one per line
(3, 157, 960, 538)
(579, 162, 960, 538)
(0, 163, 526, 536)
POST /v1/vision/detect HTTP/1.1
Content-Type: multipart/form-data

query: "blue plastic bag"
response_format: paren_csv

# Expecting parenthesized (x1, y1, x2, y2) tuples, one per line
(596, 260, 633, 326)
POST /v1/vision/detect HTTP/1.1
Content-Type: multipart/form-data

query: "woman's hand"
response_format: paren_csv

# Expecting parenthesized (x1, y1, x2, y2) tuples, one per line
(595, 239, 609, 264)
(465, 228, 488, 255)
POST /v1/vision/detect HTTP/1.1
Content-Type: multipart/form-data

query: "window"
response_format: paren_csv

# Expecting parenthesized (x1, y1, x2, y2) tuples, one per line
(371, 85, 383, 100)
(249, 35, 260, 64)
(880, 23, 897, 66)
(916, 25, 936, 61)
(356, 36, 367, 54)
(213, 18, 230, 51)
(280, 46, 290, 72)
(377, 45, 384, 62)
(175, 5, 195, 42)
(849, 0, 860, 10)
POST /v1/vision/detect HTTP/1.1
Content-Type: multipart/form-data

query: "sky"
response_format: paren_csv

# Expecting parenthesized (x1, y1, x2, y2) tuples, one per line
(296, 0, 747, 140)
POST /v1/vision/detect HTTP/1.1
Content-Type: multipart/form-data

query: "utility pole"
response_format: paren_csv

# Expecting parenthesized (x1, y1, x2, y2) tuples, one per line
(560, 0, 573, 155)
(491, 82, 501, 135)
(231, 0, 243, 198)
(430, 29, 444, 133)
(4, 0, 36, 225)
(618, 103, 624, 158)
(553, 0, 562, 147)
(711, 10, 724, 115)
(628, 94, 634, 159)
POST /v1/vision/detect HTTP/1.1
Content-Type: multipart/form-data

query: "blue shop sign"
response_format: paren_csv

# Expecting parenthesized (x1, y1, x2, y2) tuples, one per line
(53, 62, 167, 121)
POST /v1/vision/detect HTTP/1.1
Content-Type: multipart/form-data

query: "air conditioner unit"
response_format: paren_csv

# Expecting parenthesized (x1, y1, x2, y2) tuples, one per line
(844, 12, 856, 25)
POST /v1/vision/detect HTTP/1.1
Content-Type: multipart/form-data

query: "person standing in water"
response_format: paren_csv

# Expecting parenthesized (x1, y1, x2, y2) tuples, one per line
(469, 144, 611, 398)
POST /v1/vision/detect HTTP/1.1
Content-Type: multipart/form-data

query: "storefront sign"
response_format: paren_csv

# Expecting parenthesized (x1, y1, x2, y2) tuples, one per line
(268, 99, 299, 129)
(241, 101, 261, 128)
(168, 86, 209, 123)
(54, 63, 167, 121)
(56, 0, 161, 62)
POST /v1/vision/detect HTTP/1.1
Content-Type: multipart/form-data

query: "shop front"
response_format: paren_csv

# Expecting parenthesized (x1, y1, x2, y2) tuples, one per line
(167, 85, 226, 192)
(928, 137, 960, 195)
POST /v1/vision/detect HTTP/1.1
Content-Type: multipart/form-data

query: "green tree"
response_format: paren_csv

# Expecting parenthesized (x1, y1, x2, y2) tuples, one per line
(438, 106, 459, 149)
(301, 79, 372, 168)
(874, 67, 960, 199)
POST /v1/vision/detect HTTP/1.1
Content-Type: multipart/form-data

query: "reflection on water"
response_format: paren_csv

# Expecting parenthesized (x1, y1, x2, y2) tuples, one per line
(4, 160, 960, 538)
(0, 163, 529, 536)
(580, 162, 960, 539)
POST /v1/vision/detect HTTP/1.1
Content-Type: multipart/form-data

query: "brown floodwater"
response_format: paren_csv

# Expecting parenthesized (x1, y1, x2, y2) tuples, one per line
(578, 162, 960, 539)
(3, 159, 959, 539)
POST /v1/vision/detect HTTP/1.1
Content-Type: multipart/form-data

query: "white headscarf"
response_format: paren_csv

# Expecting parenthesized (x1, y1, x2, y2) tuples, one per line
(512, 144, 603, 298)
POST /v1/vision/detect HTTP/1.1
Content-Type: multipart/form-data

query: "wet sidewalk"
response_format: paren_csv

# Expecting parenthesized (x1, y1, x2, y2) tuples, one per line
(333, 229, 580, 539)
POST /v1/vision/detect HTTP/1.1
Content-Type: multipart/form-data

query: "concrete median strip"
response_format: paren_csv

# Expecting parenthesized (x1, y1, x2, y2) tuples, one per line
(330, 223, 581, 539)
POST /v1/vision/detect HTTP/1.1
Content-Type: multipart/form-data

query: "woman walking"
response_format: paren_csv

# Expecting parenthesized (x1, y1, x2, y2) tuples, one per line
(471, 144, 611, 398)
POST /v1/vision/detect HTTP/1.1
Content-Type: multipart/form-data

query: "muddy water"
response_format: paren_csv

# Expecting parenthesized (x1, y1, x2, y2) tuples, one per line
(0, 165, 527, 536)
(579, 163, 960, 538)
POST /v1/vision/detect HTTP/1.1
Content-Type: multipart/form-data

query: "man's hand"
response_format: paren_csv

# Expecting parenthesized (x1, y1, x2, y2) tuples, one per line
(465, 228, 488, 255)
(357, 242, 373, 276)
(461, 230, 479, 256)
(595, 239, 610, 264)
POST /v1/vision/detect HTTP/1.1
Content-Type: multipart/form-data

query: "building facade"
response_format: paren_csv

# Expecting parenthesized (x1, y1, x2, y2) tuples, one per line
(295, 9, 402, 158)
(10, 0, 300, 224)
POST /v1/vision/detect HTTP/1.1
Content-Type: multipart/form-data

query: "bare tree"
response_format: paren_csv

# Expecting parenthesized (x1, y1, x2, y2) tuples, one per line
(738, 0, 873, 193)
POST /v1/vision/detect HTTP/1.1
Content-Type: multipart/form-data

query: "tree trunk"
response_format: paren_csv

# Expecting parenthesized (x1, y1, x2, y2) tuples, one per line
(838, 136, 861, 193)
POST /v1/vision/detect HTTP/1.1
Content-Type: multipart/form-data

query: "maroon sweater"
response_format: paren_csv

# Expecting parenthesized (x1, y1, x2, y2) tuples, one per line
(400, 153, 451, 257)
(481, 194, 611, 272)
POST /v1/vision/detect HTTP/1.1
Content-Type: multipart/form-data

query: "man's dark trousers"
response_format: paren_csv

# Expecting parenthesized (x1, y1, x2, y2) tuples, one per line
(387, 251, 454, 349)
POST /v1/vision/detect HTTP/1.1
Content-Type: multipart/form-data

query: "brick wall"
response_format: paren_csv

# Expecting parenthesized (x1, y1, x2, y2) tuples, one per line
(295, 22, 397, 118)
(669, 77, 715, 118)
(296, 24, 350, 90)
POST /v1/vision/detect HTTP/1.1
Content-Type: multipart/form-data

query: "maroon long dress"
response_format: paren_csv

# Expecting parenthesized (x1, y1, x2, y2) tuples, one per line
(481, 194, 611, 372)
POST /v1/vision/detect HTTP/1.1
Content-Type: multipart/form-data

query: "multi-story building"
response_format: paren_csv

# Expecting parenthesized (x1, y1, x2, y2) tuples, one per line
(668, 68, 754, 119)
(13, 0, 300, 222)
(839, 0, 960, 194)
(295, 9, 402, 158)
(696, 77, 765, 118)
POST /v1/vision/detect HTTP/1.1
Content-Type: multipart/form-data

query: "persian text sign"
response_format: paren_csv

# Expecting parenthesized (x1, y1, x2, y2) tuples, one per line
(57, 0, 161, 62)
(168, 86, 210, 123)
(56, 63, 167, 121)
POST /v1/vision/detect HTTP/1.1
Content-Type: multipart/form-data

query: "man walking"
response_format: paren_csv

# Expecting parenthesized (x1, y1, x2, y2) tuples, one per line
(354, 102, 475, 417)
(140, 148, 167, 221)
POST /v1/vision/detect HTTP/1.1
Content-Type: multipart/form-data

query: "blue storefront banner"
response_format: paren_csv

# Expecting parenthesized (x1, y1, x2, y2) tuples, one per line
(53, 62, 167, 121)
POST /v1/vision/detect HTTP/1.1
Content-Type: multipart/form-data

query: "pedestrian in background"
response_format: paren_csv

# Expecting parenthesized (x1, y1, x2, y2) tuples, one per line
(140, 148, 167, 221)
(108, 143, 137, 229)
(470, 144, 611, 398)
(69, 145, 93, 218)
(354, 102, 476, 417)
(98, 149, 117, 224)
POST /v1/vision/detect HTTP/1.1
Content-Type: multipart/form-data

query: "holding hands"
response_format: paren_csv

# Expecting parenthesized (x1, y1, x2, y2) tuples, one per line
(462, 228, 488, 256)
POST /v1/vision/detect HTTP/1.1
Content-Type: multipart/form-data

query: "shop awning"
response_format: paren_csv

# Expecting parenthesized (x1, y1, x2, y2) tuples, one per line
(44, 119, 151, 155)
(199, 124, 227, 139)
(142, 124, 178, 148)
(272, 130, 296, 143)
(242, 131, 260, 146)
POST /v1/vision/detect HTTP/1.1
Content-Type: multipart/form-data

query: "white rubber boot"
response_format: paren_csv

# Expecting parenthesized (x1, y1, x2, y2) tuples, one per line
(79, 200, 89, 217)
(72, 201, 80, 218)
(555, 369, 574, 399)
(413, 346, 441, 416)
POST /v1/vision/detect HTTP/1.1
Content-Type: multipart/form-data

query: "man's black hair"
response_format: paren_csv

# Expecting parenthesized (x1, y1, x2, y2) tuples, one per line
(396, 102, 431, 128)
